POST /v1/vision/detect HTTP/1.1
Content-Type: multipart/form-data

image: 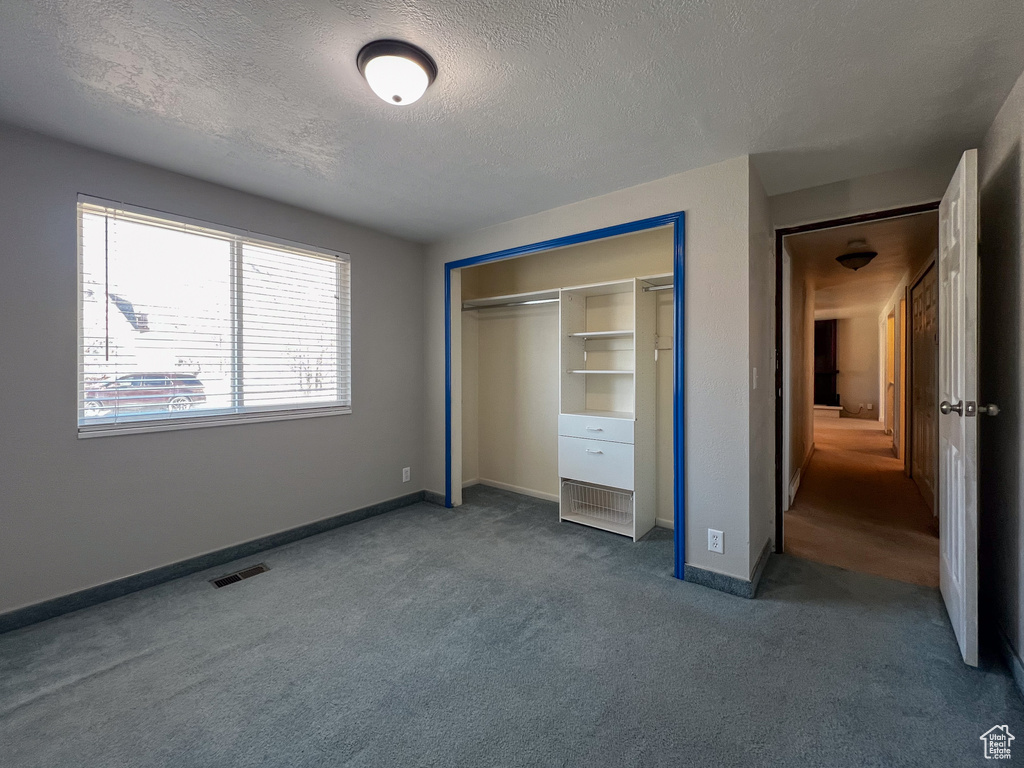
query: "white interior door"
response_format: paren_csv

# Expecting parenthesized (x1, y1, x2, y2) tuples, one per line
(938, 149, 979, 667)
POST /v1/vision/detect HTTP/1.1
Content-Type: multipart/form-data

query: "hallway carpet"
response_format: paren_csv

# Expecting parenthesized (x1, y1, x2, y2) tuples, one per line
(1, 486, 1017, 767)
(785, 418, 940, 586)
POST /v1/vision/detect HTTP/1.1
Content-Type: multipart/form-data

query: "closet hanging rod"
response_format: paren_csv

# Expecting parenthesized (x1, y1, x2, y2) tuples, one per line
(461, 298, 560, 311)
(642, 284, 673, 292)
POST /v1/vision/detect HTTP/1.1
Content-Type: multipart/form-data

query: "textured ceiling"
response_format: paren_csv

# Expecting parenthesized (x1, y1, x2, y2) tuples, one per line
(786, 211, 938, 319)
(0, 1, 1022, 242)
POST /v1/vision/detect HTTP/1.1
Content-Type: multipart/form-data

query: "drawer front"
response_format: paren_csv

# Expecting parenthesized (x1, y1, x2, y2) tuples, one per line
(558, 414, 634, 444)
(558, 436, 634, 490)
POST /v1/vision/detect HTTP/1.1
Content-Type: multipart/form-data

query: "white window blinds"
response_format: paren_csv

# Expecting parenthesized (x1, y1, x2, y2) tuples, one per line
(78, 198, 351, 436)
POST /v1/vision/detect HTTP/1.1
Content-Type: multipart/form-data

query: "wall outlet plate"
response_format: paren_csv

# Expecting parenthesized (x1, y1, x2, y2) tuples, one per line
(708, 529, 724, 554)
(402, 467, 411, 483)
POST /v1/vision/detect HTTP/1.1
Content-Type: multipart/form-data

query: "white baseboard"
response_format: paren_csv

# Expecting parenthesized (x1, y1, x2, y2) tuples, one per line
(788, 469, 801, 507)
(477, 478, 559, 503)
(803, 443, 816, 473)
(655, 517, 674, 530)
(786, 443, 815, 509)
(462, 478, 480, 488)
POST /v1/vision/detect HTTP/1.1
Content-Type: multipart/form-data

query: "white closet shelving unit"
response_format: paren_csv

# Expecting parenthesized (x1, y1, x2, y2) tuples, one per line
(558, 278, 656, 540)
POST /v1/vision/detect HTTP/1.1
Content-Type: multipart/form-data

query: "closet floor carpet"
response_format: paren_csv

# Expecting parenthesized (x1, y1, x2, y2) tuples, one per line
(1, 485, 1020, 767)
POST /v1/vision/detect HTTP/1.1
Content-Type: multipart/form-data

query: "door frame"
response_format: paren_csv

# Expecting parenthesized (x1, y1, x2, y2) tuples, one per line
(773, 202, 941, 553)
(444, 211, 687, 578)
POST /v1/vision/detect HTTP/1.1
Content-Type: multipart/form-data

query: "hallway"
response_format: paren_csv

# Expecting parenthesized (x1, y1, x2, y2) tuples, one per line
(784, 417, 939, 587)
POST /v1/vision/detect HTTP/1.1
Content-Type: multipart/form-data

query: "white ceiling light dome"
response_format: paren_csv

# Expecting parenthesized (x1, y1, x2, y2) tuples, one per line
(357, 40, 437, 106)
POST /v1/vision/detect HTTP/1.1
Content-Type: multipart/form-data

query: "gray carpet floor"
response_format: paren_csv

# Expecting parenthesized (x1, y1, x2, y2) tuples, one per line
(1, 485, 1021, 767)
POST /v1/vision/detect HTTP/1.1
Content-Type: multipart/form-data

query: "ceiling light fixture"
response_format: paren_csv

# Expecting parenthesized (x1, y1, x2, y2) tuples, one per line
(357, 39, 437, 106)
(836, 239, 878, 271)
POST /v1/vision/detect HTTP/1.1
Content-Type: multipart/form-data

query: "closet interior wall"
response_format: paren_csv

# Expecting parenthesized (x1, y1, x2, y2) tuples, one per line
(460, 227, 675, 528)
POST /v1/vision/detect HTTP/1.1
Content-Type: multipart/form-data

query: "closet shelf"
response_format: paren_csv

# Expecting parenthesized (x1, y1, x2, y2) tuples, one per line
(560, 408, 634, 420)
(558, 277, 656, 542)
(461, 288, 559, 311)
(567, 330, 634, 339)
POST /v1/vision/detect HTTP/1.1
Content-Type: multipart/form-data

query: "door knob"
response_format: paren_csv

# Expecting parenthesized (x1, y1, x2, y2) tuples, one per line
(940, 400, 963, 416)
(978, 403, 1001, 416)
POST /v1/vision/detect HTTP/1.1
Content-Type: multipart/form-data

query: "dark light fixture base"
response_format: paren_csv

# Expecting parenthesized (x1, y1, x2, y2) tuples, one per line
(357, 39, 438, 84)
(836, 251, 878, 271)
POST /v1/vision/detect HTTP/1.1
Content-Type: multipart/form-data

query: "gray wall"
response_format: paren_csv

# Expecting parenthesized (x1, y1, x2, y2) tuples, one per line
(0, 124, 425, 615)
(769, 163, 952, 230)
(978, 69, 1024, 663)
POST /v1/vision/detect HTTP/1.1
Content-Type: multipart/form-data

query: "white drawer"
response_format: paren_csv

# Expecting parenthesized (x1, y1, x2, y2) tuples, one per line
(558, 414, 634, 444)
(558, 436, 634, 490)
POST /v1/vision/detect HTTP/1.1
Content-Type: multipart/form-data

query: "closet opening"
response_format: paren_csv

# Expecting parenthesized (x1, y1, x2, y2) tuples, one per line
(443, 212, 686, 578)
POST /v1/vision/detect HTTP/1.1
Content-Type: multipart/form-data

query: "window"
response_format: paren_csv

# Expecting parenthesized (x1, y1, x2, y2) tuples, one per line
(77, 197, 351, 436)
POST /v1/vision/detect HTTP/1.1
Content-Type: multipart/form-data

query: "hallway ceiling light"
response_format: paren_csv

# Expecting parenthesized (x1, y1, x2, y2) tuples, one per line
(836, 239, 878, 271)
(357, 40, 437, 106)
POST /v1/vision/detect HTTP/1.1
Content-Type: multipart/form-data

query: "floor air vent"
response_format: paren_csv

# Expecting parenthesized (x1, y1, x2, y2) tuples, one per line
(210, 563, 270, 588)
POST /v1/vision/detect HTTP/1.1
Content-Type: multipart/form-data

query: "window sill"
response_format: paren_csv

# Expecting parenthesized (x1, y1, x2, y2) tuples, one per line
(77, 405, 352, 439)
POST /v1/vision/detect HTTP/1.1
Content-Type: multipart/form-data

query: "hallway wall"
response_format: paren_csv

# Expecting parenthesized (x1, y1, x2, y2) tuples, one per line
(978, 67, 1024, 674)
(832, 315, 881, 418)
(878, 272, 916, 454)
(785, 247, 815, 505)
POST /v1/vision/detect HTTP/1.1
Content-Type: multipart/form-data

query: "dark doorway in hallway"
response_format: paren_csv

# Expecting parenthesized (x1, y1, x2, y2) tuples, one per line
(813, 319, 839, 406)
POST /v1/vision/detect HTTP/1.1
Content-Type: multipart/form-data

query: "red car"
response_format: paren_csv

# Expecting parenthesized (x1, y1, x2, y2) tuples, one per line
(83, 373, 206, 418)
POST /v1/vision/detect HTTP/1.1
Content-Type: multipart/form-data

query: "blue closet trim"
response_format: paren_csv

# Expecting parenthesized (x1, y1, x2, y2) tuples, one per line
(444, 211, 687, 580)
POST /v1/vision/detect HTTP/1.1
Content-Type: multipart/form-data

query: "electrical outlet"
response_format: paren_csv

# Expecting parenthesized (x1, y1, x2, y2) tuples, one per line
(402, 467, 411, 483)
(708, 529, 724, 554)
(752, 367, 758, 390)
(867, 403, 873, 411)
